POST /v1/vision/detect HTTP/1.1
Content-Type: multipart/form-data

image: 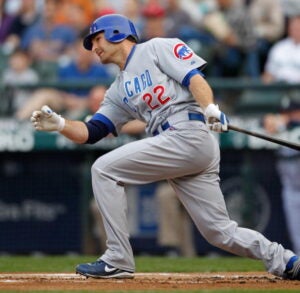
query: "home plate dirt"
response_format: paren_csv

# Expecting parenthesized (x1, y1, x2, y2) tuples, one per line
(0, 272, 299, 290)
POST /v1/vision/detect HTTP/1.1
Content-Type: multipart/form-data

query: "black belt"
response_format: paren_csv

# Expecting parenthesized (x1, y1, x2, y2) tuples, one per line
(153, 112, 205, 136)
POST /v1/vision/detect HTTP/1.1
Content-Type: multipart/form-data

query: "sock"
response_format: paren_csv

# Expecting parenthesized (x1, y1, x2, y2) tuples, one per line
(286, 255, 299, 271)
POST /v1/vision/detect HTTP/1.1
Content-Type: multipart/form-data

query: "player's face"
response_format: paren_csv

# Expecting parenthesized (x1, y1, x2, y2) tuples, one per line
(91, 32, 119, 64)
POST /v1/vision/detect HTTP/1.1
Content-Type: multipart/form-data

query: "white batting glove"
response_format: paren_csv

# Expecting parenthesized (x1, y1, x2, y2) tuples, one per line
(30, 105, 65, 132)
(204, 104, 229, 133)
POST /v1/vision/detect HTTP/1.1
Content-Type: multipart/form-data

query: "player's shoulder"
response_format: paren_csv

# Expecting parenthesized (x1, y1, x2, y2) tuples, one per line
(139, 37, 184, 48)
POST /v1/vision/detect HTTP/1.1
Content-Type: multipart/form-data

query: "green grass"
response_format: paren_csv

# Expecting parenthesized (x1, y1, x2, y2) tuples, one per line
(0, 255, 265, 273)
(136, 256, 265, 273)
(0, 256, 297, 293)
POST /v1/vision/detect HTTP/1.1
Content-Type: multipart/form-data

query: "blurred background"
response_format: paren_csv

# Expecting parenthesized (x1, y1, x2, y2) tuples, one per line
(0, 0, 300, 258)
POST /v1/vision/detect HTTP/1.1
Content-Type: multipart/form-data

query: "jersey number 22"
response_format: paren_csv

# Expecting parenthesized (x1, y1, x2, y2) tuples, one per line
(143, 85, 171, 110)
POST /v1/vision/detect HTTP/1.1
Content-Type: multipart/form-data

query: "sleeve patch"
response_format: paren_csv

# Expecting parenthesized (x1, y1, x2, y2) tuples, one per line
(173, 43, 193, 60)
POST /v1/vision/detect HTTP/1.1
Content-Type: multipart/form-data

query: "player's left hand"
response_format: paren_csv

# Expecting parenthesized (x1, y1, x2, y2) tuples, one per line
(30, 105, 65, 132)
(204, 104, 229, 133)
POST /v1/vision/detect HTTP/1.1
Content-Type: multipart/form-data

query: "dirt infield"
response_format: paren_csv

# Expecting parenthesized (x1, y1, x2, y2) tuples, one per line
(0, 272, 299, 291)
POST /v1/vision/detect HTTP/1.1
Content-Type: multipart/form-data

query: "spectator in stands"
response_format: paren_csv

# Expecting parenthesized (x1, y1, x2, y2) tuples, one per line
(262, 14, 300, 84)
(20, 0, 78, 63)
(177, 0, 217, 27)
(54, 0, 96, 36)
(80, 85, 108, 122)
(202, 0, 260, 77)
(15, 38, 113, 120)
(2, 0, 40, 56)
(163, 0, 197, 39)
(279, 0, 300, 18)
(94, 0, 126, 14)
(162, 0, 218, 62)
(122, 0, 144, 38)
(139, 1, 167, 41)
(2, 49, 39, 115)
(247, 0, 285, 73)
(263, 95, 300, 256)
(0, 0, 15, 45)
(262, 14, 300, 256)
(139, 0, 195, 41)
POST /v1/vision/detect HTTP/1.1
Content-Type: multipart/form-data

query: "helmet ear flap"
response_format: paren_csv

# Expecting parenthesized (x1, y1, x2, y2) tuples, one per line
(105, 28, 124, 42)
(109, 33, 127, 42)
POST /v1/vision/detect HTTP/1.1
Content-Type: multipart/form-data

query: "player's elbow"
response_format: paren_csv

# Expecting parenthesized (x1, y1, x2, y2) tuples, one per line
(75, 136, 89, 144)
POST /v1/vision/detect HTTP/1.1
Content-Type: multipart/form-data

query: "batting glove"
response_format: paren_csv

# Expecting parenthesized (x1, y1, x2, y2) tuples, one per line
(204, 103, 229, 133)
(30, 105, 65, 132)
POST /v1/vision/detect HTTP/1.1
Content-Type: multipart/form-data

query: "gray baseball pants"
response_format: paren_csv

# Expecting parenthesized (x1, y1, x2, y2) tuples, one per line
(91, 121, 294, 276)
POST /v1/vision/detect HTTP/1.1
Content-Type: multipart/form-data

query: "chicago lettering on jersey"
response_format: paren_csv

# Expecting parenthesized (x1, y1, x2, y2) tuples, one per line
(124, 70, 153, 97)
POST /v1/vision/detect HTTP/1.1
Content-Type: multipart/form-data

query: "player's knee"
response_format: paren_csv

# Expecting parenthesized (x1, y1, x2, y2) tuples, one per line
(91, 158, 106, 179)
(92, 155, 111, 173)
(91, 155, 118, 183)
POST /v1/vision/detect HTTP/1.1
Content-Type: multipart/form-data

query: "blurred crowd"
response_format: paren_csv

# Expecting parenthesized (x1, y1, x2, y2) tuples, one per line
(0, 0, 300, 119)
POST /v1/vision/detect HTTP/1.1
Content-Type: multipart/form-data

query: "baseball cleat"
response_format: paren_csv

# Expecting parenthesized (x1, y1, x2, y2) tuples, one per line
(283, 255, 300, 280)
(75, 260, 134, 279)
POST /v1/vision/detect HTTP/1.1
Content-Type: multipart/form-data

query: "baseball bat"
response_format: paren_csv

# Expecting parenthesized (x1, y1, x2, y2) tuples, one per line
(228, 124, 300, 151)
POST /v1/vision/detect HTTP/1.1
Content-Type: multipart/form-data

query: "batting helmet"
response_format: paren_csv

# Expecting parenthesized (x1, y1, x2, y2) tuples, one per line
(83, 14, 139, 50)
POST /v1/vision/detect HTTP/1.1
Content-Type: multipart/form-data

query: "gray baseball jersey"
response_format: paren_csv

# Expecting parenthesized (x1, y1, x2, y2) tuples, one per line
(97, 38, 206, 135)
(91, 38, 295, 277)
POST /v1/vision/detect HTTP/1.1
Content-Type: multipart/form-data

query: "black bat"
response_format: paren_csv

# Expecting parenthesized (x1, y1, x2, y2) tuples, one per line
(228, 124, 300, 151)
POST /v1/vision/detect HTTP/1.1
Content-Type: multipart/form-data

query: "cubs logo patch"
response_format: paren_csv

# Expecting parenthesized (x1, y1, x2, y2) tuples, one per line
(173, 43, 193, 60)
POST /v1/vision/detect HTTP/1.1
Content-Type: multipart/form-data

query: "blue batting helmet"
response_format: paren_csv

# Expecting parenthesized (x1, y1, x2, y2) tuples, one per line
(83, 14, 139, 50)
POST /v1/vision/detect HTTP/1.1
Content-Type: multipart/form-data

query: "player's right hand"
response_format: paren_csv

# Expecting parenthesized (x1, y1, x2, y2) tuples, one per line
(204, 103, 229, 133)
(30, 105, 65, 132)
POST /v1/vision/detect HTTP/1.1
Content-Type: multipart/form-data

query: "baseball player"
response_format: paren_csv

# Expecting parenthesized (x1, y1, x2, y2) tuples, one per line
(31, 14, 300, 280)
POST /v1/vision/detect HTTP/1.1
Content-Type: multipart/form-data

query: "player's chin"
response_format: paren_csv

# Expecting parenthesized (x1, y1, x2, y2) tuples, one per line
(99, 55, 108, 64)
